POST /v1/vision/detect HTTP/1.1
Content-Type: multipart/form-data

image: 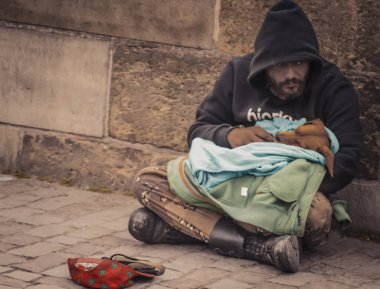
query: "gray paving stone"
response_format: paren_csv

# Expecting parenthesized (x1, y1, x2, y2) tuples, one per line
(139, 244, 203, 261)
(24, 224, 73, 238)
(2, 234, 42, 246)
(0, 253, 27, 266)
(0, 182, 39, 195)
(97, 217, 130, 231)
(298, 281, 356, 289)
(0, 275, 28, 288)
(25, 284, 66, 289)
(46, 236, 84, 246)
(0, 242, 16, 252)
(0, 285, 17, 289)
(204, 278, 252, 289)
(113, 230, 136, 241)
(0, 193, 42, 209)
(0, 207, 45, 219)
(358, 285, 380, 289)
(160, 267, 229, 289)
(250, 262, 282, 276)
(41, 264, 70, 279)
(14, 252, 72, 273)
(323, 252, 374, 270)
(0, 221, 34, 236)
(62, 243, 105, 256)
(62, 208, 130, 229)
(27, 187, 68, 199)
(231, 270, 277, 284)
(99, 244, 150, 260)
(307, 263, 347, 276)
(268, 272, 325, 287)
(165, 251, 217, 273)
(3, 270, 42, 282)
(349, 259, 380, 278)
(66, 226, 115, 239)
(209, 255, 255, 272)
(0, 216, 9, 223)
(33, 276, 81, 289)
(90, 235, 130, 247)
(145, 285, 172, 289)
(8, 242, 66, 258)
(0, 266, 12, 274)
(47, 203, 100, 220)
(27, 196, 77, 211)
(355, 242, 380, 258)
(12, 214, 65, 226)
(252, 282, 301, 289)
(325, 274, 369, 287)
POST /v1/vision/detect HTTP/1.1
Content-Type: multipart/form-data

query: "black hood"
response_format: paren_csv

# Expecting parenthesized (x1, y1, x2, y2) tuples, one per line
(247, 0, 322, 90)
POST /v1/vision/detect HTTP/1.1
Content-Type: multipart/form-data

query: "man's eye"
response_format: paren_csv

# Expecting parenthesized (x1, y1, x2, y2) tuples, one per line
(275, 63, 284, 67)
(295, 61, 305, 65)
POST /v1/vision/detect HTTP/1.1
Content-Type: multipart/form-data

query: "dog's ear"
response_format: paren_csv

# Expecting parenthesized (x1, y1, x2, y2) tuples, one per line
(318, 145, 334, 178)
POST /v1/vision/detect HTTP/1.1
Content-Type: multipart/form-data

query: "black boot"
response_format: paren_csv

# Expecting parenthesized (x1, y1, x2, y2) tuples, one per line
(128, 207, 203, 244)
(244, 234, 300, 273)
(209, 218, 300, 273)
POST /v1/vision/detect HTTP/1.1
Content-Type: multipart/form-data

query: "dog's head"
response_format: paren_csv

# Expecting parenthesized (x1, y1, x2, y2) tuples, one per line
(275, 119, 334, 177)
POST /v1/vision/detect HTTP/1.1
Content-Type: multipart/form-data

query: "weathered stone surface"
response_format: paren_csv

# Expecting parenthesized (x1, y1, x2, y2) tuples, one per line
(353, 0, 380, 73)
(0, 0, 218, 49)
(344, 0, 380, 181)
(0, 125, 22, 173)
(299, 0, 358, 68)
(0, 27, 110, 137)
(347, 74, 380, 180)
(217, 0, 275, 55)
(109, 40, 229, 151)
(217, 0, 358, 65)
(337, 180, 380, 234)
(18, 129, 181, 193)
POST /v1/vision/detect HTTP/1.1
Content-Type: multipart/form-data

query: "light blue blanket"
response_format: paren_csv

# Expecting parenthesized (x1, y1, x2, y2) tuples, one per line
(187, 118, 339, 190)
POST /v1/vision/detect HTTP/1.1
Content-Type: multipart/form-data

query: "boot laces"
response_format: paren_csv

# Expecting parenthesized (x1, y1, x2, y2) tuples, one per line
(244, 237, 274, 263)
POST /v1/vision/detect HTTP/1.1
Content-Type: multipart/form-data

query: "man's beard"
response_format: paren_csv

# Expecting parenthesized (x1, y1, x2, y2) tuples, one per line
(267, 77, 306, 102)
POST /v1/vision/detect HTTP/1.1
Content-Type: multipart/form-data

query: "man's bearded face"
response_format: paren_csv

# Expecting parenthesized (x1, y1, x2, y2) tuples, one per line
(266, 61, 309, 102)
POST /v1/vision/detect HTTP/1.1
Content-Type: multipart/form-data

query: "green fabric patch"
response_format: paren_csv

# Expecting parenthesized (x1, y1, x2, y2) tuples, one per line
(332, 200, 352, 229)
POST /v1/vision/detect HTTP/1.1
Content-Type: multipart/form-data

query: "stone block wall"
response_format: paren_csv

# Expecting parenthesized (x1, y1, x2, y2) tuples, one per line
(0, 27, 110, 137)
(0, 1, 379, 232)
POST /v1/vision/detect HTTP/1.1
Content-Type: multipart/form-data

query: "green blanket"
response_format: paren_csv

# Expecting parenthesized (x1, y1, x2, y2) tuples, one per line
(168, 157, 325, 236)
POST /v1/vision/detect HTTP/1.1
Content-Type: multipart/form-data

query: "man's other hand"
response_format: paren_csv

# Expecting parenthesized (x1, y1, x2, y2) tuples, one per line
(227, 126, 275, 148)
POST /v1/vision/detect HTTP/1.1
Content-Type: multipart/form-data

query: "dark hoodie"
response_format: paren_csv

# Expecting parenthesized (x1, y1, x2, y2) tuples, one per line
(187, 0, 363, 196)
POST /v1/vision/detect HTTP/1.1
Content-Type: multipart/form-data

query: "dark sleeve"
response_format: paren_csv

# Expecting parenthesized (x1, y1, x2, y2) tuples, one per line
(187, 61, 237, 148)
(318, 79, 363, 196)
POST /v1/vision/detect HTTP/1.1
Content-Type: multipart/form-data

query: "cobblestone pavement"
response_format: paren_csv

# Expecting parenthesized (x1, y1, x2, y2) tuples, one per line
(0, 175, 380, 289)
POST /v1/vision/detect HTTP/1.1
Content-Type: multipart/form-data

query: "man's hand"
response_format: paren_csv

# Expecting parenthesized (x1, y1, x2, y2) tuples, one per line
(227, 126, 275, 148)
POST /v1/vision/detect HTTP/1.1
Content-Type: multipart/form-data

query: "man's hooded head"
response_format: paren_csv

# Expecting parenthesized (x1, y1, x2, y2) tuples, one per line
(247, 0, 322, 101)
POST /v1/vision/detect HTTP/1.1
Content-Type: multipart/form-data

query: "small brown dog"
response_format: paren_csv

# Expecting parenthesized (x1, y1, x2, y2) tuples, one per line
(275, 119, 334, 177)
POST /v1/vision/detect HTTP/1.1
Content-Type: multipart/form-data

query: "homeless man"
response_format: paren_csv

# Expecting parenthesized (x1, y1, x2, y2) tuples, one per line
(127, 0, 362, 273)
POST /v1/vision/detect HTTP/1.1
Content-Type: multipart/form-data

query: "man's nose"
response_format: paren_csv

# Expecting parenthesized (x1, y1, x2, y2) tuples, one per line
(284, 65, 297, 78)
